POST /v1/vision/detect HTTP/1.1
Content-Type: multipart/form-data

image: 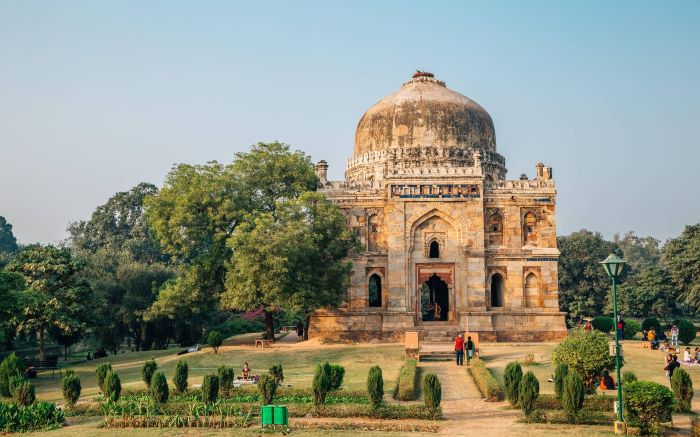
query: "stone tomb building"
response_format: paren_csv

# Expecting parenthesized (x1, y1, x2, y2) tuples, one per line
(309, 72, 567, 342)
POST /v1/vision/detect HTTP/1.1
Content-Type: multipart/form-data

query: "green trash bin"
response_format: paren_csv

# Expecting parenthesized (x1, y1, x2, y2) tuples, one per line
(261, 405, 274, 426)
(273, 405, 288, 426)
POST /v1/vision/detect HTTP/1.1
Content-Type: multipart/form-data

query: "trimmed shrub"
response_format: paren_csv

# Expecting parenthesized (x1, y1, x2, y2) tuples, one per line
(8, 375, 24, 395)
(552, 328, 618, 393)
(207, 330, 223, 353)
(217, 366, 235, 397)
(422, 373, 442, 411)
(104, 371, 121, 402)
(258, 373, 277, 405)
(0, 352, 24, 397)
(677, 319, 697, 345)
(173, 360, 188, 394)
(504, 361, 523, 406)
(329, 364, 345, 391)
(150, 371, 169, 405)
(269, 364, 284, 385)
(201, 374, 219, 404)
(141, 359, 157, 388)
(562, 372, 584, 418)
(367, 366, 384, 409)
(312, 362, 332, 407)
(623, 381, 674, 435)
(95, 363, 112, 394)
(394, 360, 418, 401)
(554, 363, 568, 398)
(468, 358, 504, 401)
(642, 317, 661, 333)
(591, 316, 614, 333)
(622, 370, 638, 384)
(61, 370, 81, 407)
(13, 379, 35, 406)
(671, 368, 693, 413)
(518, 371, 539, 416)
(623, 319, 641, 340)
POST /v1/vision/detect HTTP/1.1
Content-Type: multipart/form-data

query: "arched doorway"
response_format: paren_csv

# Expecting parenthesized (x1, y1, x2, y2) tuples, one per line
(421, 274, 449, 321)
(491, 273, 504, 308)
(368, 274, 382, 307)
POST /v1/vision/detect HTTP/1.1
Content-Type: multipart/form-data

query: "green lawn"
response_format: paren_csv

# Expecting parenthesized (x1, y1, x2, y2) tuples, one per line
(32, 341, 406, 403)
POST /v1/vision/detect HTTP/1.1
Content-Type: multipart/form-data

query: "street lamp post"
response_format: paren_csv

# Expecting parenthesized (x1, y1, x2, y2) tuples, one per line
(600, 253, 626, 434)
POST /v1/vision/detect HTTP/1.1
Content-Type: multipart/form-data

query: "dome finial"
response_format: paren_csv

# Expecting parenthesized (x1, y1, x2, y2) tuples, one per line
(412, 70, 434, 79)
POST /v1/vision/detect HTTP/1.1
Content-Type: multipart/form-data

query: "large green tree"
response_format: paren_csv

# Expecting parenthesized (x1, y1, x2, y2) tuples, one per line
(222, 192, 357, 341)
(0, 216, 19, 268)
(662, 223, 700, 312)
(0, 271, 23, 348)
(146, 142, 317, 331)
(68, 183, 175, 351)
(557, 230, 624, 320)
(613, 231, 661, 271)
(7, 245, 94, 360)
(612, 266, 676, 319)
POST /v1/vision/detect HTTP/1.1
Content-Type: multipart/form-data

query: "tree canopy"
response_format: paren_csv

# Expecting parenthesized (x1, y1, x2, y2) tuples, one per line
(662, 223, 700, 312)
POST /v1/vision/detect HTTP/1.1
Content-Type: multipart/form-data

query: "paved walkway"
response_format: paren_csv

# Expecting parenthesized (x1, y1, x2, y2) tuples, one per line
(419, 361, 521, 436)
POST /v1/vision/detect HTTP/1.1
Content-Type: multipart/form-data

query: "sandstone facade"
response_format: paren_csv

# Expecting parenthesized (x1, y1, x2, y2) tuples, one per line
(309, 72, 567, 342)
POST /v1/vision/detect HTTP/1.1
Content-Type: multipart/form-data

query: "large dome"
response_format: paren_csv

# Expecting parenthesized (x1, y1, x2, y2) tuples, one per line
(354, 72, 497, 156)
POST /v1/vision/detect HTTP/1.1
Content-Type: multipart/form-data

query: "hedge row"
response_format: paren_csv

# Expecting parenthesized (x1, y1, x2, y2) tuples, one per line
(393, 359, 418, 401)
(104, 415, 251, 429)
(468, 359, 504, 401)
(120, 386, 368, 404)
(520, 409, 615, 425)
(534, 393, 615, 412)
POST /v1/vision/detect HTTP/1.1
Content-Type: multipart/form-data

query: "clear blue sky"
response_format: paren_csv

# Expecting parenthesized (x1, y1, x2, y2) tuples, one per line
(1, 1, 698, 245)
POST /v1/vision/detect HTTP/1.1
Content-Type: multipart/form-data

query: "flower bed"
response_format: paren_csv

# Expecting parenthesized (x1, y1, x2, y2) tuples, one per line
(393, 359, 418, 401)
(467, 359, 504, 401)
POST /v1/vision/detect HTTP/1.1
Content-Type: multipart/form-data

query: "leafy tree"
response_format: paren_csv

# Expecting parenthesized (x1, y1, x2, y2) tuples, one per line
(207, 331, 223, 353)
(552, 328, 618, 393)
(613, 231, 661, 271)
(0, 353, 24, 397)
(0, 271, 23, 346)
(222, 192, 356, 340)
(7, 245, 94, 360)
(613, 267, 676, 319)
(0, 216, 19, 268)
(557, 230, 624, 319)
(68, 184, 176, 351)
(48, 324, 83, 361)
(662, 224, 700, 312)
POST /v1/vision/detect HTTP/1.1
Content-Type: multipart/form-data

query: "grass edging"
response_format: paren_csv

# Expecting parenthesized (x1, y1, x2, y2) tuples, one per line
(467, 358, 504, 401)
(393, 359, 418, 401)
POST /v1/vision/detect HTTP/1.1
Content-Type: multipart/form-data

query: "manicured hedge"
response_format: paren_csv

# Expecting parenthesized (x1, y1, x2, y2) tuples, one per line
(393, 359, 418, 401)
(468, 359, 504, 401)
(120, 386, 369, 404)
(534, 393, 615, 411)
(591, 316, 614, 333)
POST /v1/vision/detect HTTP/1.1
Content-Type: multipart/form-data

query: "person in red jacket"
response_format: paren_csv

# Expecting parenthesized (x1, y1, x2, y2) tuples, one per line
(454, 335, 464, 366)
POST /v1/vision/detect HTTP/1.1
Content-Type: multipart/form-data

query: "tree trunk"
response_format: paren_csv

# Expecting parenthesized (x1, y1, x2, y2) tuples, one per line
(264, 310, 275, 342)
(39, 325, 46, 361)
(304, 314, 311, 341)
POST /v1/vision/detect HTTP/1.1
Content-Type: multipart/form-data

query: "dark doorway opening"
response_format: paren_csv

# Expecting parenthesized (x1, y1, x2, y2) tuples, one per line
(368, 274, 382, 307)
(491, 273, 504, 308)
(421, 273, 449, 321)
(429, 241, 440, 258)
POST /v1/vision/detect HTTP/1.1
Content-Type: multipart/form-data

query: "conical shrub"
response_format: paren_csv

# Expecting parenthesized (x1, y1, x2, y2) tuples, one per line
(367, 365, 384, 409)
(562, 371, 584, 418)
(202, 373, 219, 404)
(504, 361, 523, 406)
(312, 363, 331, 407)
(258, 373, 278, 405)
(423, 373, 442, 411)
(671, 368, 693, 413)
(150, 371, 169, 405)
(141, 359, 157, 388)
(554, 363, 568, 398)
(518, 371, 539, 416)
(103, 370, 121, 402)
(217, 366, 235, 397)
(173, 360, 188, 394)
(61, 370, 81, 407)
(95, 363, 112, 394)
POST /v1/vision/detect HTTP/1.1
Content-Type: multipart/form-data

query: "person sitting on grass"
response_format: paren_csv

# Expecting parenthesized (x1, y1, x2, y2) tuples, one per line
(660, 340, 670, 352)
(694, 347, 700, 362)
(599, 370, 615, 390)
(648, 328, 658, 349)
(683, 347, 695, 363)
(242, 362, 251, 380)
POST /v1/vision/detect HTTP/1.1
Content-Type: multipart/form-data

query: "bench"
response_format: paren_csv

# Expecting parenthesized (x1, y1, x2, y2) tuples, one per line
(36, 360, 61, 378)
(255, 339, 272, 348)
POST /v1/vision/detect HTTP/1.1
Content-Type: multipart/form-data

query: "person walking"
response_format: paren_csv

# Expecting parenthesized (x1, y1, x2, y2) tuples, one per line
(465, 336, 476, 366)
(616, 317, 625, 340)
(670, 324, 679, 347)
(454, 335, 464, 366)
(664, 354, 680, 386)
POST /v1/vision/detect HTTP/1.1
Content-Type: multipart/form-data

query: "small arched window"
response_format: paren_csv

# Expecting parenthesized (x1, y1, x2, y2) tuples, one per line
(368, 215, 379, 251)
(368, 274, 382, 307)
(429, 240, 440, 258)
(523, 212, 538, 245)
(488, 213, 504, 246)
(491, 273, 504, 308)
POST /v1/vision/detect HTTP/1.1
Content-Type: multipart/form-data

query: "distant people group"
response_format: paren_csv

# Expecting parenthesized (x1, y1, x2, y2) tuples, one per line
(453, 333, 476, 366)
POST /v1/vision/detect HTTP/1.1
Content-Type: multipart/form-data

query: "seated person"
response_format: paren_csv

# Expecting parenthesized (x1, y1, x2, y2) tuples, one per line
(648, 329, 659, 349)
(683, 347, 695, 363)
(694, 347, 700, 362)
(599, 370, 616, 390)
(25, 364, 37, 379)
(242, 362, 251, 379)
(660, 340, 670, 352)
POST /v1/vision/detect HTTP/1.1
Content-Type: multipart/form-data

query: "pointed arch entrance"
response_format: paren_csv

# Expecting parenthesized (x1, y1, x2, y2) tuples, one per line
(416, 263, 455, 324)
